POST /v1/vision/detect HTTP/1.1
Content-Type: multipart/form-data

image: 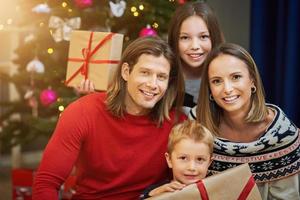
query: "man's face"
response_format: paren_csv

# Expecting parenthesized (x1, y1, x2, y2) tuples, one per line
(122, 54, 170, 116)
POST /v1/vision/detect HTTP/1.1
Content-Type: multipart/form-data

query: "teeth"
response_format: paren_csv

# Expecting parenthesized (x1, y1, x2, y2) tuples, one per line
(224, 96, 238, 101)
(143, 91, 155, 97)
(189, 53, 201, 58)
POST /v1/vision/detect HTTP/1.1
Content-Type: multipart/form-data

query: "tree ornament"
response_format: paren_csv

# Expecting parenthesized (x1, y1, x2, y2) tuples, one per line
(49, 16, 81, 42)
(40, 88, 58, 107)
(109, 0, 126, 17)
(178, 0, 187, 4)
(139, 25, 157, 37)
(74, 0, 93, 9)
(26, 58, 45, 73)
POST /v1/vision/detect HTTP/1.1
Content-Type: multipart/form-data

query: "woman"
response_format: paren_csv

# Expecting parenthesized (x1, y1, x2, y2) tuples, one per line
(194, 43, 300, 199)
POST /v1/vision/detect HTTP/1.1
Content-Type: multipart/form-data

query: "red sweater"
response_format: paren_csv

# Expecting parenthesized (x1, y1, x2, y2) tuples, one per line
(33, 92, 186, 200)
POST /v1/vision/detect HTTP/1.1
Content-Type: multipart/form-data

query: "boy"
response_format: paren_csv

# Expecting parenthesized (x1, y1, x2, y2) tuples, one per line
(141, 120, 214, 199)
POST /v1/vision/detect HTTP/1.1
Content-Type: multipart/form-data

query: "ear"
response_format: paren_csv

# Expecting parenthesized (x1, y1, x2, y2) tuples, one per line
(165, 152, 173, 168)
(121, 62, 130, 81)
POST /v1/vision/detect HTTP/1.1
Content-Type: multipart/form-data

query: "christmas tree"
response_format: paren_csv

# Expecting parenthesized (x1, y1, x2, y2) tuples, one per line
(0, 0, 191, 151)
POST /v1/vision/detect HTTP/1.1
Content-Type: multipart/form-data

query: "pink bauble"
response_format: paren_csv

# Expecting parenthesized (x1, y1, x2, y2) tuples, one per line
(74, 0, 93, 9)
(139, 26, 157, 37)
(40, 89, 58, 106)
(178, 0, 187, 4)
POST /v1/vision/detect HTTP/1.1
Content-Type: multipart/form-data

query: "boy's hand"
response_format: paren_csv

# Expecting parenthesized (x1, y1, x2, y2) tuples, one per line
(149, 181, 186, 197)
(75, 79, 95, 94)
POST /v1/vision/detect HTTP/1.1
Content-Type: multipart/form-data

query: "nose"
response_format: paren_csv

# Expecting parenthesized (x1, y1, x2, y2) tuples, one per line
(224, 80, 233, 94)
(187, 161, 196, 171)
(146, 75, 158, 89)
(191, 38, 200, 50)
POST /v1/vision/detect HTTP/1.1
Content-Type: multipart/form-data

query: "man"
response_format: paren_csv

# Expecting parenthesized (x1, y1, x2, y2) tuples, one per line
(33, 36, 186, 200)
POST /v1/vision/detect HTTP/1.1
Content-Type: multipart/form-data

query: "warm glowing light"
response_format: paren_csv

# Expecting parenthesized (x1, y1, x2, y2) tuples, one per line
(47, 48, 54, 54)
(133, 12, 139, 17)
(7, 18, 13, 25)
(131, 6, 137, 12)
(58, 105, 65, 112)
(39, 22, 44, 27)
(169, 0, 175, 2)
(152, 22, 159, 29)
(62, 2, 68, 8)
(68, 8, 73, 12)
(139, 5, 144, 10)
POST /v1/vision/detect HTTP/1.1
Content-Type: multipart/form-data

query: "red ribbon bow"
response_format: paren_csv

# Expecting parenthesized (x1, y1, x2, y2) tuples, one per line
(65, 32, 119, 85)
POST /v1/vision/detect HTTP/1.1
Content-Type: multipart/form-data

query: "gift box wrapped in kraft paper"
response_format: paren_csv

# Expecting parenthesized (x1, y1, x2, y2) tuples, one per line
(65, 31, 124, 91)
(146, 163, 262, 200)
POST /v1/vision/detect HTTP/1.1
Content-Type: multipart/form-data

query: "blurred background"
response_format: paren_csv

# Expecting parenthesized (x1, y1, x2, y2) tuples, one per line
(0, 0, 299, 199)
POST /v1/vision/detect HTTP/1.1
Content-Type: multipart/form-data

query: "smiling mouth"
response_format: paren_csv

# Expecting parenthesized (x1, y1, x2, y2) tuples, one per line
(187, 53, 204, 60)
(223, 95, 239, 103)
(141, 90, 157, 98)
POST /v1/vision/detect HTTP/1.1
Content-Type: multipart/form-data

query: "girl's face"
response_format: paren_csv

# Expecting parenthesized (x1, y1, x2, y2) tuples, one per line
(208, 54, 254, 116)
(178, 15, 212, 70)
(165, 138, 212, 185)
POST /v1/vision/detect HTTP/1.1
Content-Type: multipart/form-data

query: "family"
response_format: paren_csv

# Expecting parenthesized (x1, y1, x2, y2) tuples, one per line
(32, 1, 300, 200)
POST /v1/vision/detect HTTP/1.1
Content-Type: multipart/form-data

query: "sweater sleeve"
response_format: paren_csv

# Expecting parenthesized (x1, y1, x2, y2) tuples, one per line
(32, 99, 87, 200)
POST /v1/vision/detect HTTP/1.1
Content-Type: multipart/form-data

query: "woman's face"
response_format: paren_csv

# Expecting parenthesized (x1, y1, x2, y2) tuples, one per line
(178, 15, 212, 70)
(208, 54, 254, 116)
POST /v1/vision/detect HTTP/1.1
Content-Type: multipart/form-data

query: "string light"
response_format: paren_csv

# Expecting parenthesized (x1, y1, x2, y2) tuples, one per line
(133, 12, 139, 17)
(58, 105, 65, 112)
(68, 8, 73, 12)
(62, 2, 68, 8)
(39, 22, 44, 27)
(152, 22, 159, 29)
(47, 48, 54, 54)
(139, 4, 144, 10)
(131, 6, 137, 12)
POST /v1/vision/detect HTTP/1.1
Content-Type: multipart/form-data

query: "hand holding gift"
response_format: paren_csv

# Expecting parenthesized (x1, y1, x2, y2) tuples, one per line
(66, 31, 124, 91)
(146, 164, 262, 200)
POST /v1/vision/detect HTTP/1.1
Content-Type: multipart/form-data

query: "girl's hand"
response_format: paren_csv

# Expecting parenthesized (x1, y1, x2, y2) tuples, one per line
(75, 79, 95, 95)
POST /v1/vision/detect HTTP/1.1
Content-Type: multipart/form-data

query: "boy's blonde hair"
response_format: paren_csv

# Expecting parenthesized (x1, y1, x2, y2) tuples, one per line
(167, 120, 214, 156)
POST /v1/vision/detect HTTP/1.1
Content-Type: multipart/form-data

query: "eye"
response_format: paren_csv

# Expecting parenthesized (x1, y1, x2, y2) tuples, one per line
(179, 35, 189, 41)
(232, 74, 242, 80)
(200, 34, 210, 40)
(197, 157, 205, 163)
(211, 79, 221, 85)
(157, 74, 168, 81)
(140, 70, 149, 76)
(178, 156, 187, 161)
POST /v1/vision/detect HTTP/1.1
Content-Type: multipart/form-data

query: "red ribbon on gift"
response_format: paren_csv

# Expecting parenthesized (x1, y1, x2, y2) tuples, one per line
(197, 175, 256, 200)
(65, 32, 120, 85)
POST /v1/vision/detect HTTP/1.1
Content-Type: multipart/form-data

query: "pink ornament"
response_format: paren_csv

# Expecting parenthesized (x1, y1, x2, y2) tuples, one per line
(39, 89, 58, 106)
(178, 0, 187, 4)
(74, 0, 93, 9)
(139, 25, 157, 37)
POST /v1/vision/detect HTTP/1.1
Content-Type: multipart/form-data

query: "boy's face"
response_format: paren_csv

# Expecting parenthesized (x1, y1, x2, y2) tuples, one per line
(165, 138, 212, 185)
(121, 54, 170, 116)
